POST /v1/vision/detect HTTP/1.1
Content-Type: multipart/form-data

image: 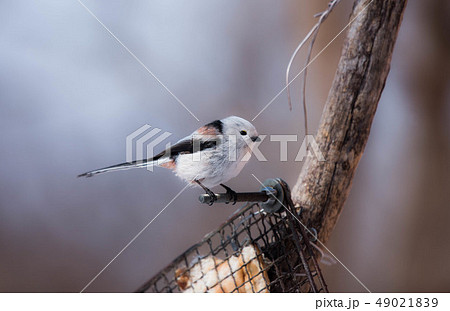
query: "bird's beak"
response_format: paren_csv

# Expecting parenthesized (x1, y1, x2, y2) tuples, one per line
(251, 136, 261, 142)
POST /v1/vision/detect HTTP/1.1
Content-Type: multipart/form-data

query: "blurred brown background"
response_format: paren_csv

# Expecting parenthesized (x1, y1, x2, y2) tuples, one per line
(0, 0, 449, 292)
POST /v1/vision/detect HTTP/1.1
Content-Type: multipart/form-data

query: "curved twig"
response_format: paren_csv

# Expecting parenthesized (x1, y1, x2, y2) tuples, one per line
(286, 0, 342, 140)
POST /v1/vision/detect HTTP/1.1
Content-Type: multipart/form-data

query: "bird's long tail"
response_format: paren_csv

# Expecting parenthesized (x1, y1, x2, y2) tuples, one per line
(78, 158, 161, 178)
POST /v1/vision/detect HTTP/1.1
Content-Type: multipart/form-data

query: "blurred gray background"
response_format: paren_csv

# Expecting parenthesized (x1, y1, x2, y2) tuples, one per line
(0, 0, 449, 292)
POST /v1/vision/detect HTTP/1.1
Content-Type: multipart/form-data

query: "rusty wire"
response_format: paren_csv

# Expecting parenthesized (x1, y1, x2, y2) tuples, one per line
(135, 180, 327, 293)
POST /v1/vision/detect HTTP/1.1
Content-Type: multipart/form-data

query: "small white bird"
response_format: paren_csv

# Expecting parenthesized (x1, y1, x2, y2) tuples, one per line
(78, 116, 260, 203)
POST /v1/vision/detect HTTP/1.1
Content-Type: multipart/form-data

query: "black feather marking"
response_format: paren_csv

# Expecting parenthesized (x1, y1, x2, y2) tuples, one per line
(204, 119, 223, 134)
(160, 137, 219, 161)
(77, 135, 220, 178)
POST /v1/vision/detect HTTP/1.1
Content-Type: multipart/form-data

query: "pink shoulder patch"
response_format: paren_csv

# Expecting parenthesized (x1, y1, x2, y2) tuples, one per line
(197, 125, 219, 136)
(160, 160, 176, 170)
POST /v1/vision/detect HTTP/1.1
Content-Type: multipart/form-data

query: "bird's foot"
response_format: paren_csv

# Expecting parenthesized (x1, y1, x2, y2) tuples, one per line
(195, 180, 217, 205)
(220, 184, 238, 205)
(205, 188, 217, 206)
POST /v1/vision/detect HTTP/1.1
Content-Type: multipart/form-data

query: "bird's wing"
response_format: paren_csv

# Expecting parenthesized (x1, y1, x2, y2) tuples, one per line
(78, 134, 221, 178)
(168, 134, 221, 157)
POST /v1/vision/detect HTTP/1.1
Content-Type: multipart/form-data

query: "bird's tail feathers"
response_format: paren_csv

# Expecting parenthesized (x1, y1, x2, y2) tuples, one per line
(78, 158, 166, 178)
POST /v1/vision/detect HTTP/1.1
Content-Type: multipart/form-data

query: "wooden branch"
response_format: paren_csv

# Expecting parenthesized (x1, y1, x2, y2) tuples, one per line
(292, 0, 407, 243)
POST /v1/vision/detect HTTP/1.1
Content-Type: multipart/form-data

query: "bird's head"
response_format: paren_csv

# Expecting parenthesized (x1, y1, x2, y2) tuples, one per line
(221, 116, 260, 146)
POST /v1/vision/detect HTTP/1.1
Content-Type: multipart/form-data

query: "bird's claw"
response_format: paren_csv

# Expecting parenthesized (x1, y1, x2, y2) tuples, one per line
(195, 180, 217, 206)
(206, 189, 217, 206)
(220, 184, 238, 205)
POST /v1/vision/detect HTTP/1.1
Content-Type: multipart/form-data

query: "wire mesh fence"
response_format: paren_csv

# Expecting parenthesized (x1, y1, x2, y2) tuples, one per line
(135, 179, 327, 293)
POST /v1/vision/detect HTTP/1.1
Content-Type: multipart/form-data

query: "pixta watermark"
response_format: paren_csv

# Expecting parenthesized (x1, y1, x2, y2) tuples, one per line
(126, 125, 325, 171)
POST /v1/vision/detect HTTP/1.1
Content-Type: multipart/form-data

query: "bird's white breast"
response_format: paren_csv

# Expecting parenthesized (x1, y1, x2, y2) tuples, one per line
(174, 141, 251, 188)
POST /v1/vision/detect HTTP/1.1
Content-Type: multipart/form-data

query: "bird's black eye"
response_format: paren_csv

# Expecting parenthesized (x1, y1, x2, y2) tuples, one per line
(240, 130, 247, 136)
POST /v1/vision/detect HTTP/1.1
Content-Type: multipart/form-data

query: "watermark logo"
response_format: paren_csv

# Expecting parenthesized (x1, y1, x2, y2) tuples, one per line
(242, 134, 325, 162)
(126, 125, 172, 171)
(126, 125, 325, 172)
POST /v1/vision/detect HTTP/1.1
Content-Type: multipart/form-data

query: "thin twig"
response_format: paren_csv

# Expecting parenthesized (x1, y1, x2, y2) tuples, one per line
(286, 0, 342, 142)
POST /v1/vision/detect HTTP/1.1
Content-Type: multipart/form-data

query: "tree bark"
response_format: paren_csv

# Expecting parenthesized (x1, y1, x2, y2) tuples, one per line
(292, 0, 408, 243)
